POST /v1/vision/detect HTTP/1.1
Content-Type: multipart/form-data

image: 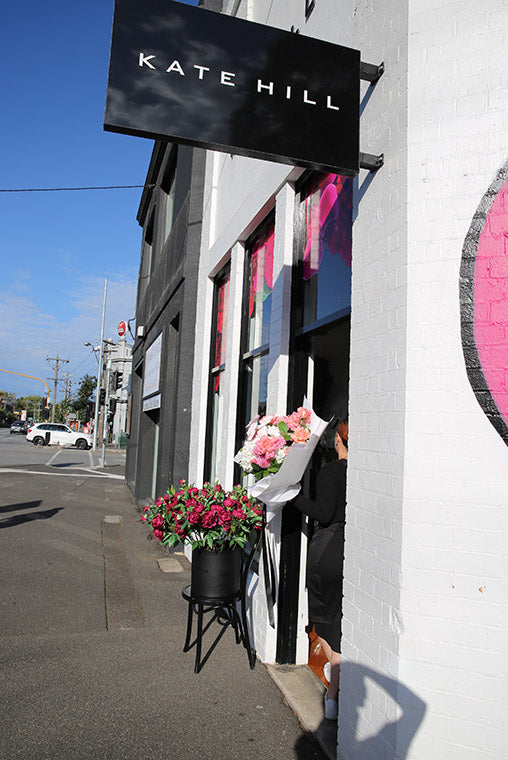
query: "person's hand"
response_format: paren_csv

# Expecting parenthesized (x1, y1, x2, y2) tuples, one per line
(335, 431, 348, 460)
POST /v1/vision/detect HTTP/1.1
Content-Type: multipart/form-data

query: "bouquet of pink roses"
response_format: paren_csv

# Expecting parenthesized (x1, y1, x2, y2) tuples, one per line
(235, 407, 312, 481)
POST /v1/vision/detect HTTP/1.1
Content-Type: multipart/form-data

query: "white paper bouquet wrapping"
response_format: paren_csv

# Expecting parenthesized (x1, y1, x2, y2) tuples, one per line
(234, 400, 331, 522)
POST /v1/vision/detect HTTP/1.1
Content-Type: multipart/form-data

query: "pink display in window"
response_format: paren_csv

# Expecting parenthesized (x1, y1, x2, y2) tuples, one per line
(214, 273, 230, 391)
(249, 227, 274, 317)
(303, 174, 353, 280)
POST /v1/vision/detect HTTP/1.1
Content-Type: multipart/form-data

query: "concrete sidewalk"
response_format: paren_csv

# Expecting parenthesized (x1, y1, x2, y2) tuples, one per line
(0, 466, 336, 760)
(115, 482, 338, 759)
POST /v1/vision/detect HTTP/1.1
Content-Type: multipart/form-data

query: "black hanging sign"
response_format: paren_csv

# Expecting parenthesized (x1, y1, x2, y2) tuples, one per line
(104, 0, 361, 175)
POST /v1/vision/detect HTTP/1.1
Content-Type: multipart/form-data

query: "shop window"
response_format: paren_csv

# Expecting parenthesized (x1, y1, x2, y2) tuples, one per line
(160, 155, 176, 244)
(239, 221, 274, 428)
(139, 212, 154, 295)
(247, 225, 274, 351)
(299, 173, 353, 327)
(205, 266, 230, 481)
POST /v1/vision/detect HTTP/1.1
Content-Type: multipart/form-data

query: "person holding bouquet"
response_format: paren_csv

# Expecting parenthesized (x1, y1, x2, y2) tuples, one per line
(291, 417, 348, 721)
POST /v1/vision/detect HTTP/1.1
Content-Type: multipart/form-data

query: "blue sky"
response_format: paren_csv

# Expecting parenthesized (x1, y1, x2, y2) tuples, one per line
(1, 0, 198, 402)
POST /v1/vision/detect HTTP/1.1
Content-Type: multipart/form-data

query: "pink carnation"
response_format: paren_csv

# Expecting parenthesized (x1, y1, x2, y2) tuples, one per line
(252, 434, 285, 465)
(152, 514, 164, 529)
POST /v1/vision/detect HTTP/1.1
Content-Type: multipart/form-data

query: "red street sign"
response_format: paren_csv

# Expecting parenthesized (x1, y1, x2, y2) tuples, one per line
(117, 320, 127, 337)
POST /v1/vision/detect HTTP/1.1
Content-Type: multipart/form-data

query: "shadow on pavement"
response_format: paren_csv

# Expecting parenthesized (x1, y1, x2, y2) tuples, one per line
(0, 501, 42, 514)
(0, 507, 63, 529)
(50, 462, 86, 468)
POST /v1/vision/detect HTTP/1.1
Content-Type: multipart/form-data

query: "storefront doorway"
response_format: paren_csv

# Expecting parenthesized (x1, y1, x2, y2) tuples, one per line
(276, 170, 352, 665)
(298, 315, 350, 680)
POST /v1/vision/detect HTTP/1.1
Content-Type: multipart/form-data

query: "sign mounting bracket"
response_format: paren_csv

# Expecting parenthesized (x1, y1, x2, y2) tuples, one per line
(360, 61, 385, 83)
(359, 152, 384, 172)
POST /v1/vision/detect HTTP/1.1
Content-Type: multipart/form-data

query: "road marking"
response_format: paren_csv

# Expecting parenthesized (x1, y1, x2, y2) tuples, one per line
(70, 467, 124, 479)
(46, 449, 62, 466)
(0, 468, 124, 480)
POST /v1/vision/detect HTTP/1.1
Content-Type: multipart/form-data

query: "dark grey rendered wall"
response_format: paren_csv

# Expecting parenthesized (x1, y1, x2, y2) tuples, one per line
(126, 142, 206, 505)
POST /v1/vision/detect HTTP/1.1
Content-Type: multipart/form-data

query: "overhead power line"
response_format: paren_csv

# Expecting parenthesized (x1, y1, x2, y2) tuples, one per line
(0, 185, 152, 193)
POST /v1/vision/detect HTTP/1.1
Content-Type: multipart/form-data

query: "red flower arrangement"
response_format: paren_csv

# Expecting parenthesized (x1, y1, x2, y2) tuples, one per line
(141, 480, 262, 551)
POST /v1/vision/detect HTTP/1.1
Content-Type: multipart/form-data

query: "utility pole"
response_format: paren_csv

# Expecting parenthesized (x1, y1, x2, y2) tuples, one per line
(64, 374, 72, 404)
(93, 278, 108, 451)
(47, 354, 69, 422)
(100, 358, 112, 468)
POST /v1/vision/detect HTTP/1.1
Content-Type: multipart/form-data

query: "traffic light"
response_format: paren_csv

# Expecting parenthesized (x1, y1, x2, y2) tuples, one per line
(99, 388, 106, 405)
(110, 371, 118, 393)
(109, 398, 117, 415)
(115, 371, 123, 391)
(42, 408, 50, 420)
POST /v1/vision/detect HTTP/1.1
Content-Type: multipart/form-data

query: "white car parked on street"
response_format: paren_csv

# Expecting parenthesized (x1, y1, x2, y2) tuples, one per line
(26, 423, 92, 450)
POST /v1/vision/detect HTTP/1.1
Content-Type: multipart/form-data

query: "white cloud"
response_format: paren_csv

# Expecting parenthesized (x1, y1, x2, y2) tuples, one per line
(0, 275, 137, 400)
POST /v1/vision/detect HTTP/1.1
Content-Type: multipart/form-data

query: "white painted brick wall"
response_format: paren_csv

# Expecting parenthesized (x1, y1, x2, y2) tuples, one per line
(339, 0, 508, 756)
(191, 1, 508, 755)
(402, 0, 508, 756)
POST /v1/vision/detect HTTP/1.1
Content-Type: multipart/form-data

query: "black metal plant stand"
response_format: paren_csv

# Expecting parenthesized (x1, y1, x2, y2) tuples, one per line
(182, 527, 263, 673)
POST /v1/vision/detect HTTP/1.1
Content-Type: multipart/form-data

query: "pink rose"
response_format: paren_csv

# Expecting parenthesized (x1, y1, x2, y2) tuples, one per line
(233, 508, 246, 520)
(219, 511, 232, 529)
(290, 426, 311, 444)
(152, 514, 164, 529)
(201, 511, 218, 528)
(188, 509, 202, 525)
(296, 407, 311, 422)
(153, 529, 164, 541)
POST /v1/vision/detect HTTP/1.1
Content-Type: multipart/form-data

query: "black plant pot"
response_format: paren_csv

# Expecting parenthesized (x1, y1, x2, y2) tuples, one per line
(191, 547, 242, 600)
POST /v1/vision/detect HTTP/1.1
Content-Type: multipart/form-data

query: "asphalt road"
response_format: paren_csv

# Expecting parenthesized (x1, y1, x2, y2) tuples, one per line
(0, 427, 127, 469)
(0, 429, 327, 760)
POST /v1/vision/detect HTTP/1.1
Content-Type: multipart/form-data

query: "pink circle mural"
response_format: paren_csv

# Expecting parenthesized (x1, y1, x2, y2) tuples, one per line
(461, 161, 508, 443)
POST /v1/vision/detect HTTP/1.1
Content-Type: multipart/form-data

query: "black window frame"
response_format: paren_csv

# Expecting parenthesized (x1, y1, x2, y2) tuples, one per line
(204, 263, 231, 483)
(234, 212, 275, 475)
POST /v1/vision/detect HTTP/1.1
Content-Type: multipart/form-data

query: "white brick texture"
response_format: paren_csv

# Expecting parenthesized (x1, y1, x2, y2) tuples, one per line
(192, 1, 508, 755)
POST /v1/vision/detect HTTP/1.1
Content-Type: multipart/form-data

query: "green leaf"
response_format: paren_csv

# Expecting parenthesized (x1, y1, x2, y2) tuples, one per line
(278, 421, 290, 439)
